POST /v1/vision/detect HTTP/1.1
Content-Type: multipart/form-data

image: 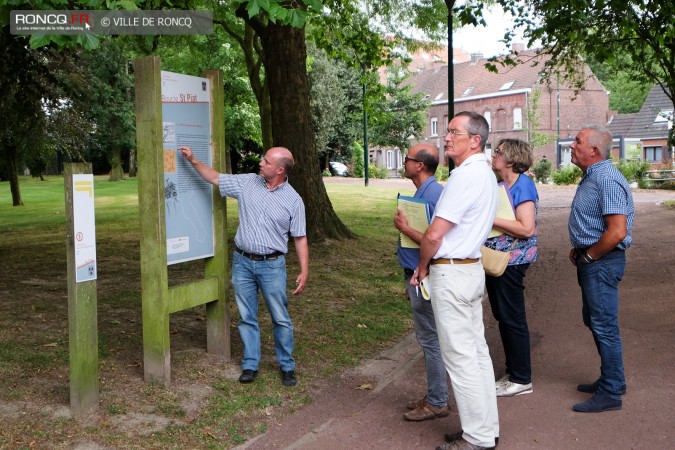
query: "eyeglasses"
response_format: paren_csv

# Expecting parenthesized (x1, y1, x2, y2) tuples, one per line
(493, 148, 503, 156)
(404, 156, 422, 164)
(447, 129, 472, 138)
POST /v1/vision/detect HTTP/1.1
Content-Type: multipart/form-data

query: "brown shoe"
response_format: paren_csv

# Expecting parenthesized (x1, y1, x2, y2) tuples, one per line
(435, 437, 495, 450)
(403, 400, 449, 421)
(405, 395, 427, 410)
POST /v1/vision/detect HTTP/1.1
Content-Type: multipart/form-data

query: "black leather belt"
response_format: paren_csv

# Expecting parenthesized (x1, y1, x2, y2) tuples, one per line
(235, 247, 284, 261)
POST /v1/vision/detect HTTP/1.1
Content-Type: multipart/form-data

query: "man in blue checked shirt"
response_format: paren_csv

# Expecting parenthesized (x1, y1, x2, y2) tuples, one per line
(180, 146, 308, 387)
(567, 125, 634, 413)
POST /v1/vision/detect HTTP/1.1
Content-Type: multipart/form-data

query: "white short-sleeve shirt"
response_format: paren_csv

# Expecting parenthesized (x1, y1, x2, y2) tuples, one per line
(433, 153, 498, 260)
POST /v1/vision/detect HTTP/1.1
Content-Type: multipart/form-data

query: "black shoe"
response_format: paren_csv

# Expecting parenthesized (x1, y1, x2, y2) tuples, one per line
(238, 369, 258, 383)
(445, 431, 499, 447)
(280, 369, 297, 387)
(577, 380, 627, 395)
(572, 392, 622, 413)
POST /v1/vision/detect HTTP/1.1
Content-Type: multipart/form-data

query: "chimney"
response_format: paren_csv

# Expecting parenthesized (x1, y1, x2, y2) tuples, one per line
(511, 43, 526, 53)
(470, 52, 483, 63)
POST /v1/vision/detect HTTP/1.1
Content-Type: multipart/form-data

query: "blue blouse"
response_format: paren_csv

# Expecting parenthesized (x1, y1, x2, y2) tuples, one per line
(485, 173, 539, 265)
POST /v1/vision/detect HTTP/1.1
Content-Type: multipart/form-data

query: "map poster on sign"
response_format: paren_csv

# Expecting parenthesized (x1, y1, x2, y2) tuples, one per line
(73, 174, 97, 283)
(161, 71, 215, 265)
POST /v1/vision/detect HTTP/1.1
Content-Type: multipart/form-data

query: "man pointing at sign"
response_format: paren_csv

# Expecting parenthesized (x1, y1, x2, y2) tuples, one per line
(179, 145, 308, 388)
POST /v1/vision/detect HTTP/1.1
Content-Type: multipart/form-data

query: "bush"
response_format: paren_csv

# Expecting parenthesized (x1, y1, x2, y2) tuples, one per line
(552, 165, 583, 185)
(238, 155, 261, 174)
(435, 165, 450, 181)
(368, 164, 389, 179)
(531, 159, 552, 183)
(616, 159, 650, 183)
(322, 169, 331, 177)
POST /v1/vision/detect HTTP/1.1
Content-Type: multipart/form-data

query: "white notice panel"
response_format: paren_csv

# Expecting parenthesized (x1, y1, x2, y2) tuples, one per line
(73, 174, 97, 282)
(161, 70, 215, 265)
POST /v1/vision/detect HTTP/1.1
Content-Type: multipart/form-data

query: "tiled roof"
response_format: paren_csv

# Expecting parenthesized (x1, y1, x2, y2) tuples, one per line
(607, 113, 638, 136)
(409, 51, 563, 103)
(611, 84, 672, 139)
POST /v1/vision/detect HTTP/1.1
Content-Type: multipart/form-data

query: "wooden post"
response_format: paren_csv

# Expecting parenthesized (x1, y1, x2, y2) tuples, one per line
(64, 163, 99, 415)
(135, 56, 171, 385)
(202, 69, 230, 360)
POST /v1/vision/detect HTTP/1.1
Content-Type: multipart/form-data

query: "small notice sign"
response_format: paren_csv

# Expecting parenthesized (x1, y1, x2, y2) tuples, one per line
(73, 174, 97, 282)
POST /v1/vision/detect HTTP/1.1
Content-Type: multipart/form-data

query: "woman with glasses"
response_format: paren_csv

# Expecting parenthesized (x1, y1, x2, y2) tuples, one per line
(485, 139, 539, 397)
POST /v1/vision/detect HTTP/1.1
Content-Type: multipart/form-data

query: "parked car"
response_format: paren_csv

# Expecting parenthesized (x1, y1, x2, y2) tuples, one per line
(329, 161, 350, 177)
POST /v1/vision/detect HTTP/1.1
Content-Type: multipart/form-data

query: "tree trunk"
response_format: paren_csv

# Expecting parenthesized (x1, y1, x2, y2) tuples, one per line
(109, 143, 124, 181)
(5, 145, 24, 206)
(128, 149, 137, 177)
(262, 24, 354, 241)
(243, 24, 273, 150)
(109, 121, 124, 181)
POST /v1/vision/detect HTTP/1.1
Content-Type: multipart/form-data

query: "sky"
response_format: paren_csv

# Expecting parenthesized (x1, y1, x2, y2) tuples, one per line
(452, 6, 525, 58)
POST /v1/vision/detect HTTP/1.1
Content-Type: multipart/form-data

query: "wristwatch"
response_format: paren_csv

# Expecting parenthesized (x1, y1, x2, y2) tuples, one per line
(581, 251, 595, 264)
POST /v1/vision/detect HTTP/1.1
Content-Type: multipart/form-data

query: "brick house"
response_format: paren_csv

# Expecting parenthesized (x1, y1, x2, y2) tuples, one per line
(397, 51, 611, 170)
(606, 84, 674, 167)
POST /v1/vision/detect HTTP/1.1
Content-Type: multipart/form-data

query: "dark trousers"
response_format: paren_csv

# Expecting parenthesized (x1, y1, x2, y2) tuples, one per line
(486, 264, 532, 385)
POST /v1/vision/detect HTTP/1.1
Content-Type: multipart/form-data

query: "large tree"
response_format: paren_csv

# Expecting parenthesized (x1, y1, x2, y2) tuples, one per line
(369, 68, 429, 154)
(0, 28, 78, 205)
(237, 1, 355, 240)
(307, 42, 362, 170)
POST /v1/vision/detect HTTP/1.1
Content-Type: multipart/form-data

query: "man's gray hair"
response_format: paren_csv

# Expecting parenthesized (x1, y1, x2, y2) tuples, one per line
(584, 125, 613, 160)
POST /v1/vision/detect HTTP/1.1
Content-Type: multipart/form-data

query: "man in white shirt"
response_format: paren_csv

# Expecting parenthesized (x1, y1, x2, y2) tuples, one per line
(414, 111, 499, 450)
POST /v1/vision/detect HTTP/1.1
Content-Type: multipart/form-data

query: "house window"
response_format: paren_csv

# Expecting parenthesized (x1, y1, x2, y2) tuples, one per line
(431, 117, 438, 136)
(654, 110, 673, 123)
(644, 146, 663, 162)
(483, 111, 491, 129)
(386, 150, 395, 169)
(495, 108, 507, 131)
(499, 81, 515, 91)
(513, 108, 523, 129)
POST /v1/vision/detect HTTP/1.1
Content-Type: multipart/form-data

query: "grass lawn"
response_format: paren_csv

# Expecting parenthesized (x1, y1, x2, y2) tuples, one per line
(0, 175, 417, 449)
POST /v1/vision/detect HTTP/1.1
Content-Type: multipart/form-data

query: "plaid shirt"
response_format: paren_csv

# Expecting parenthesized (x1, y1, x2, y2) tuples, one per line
(568, 160, 634, 250)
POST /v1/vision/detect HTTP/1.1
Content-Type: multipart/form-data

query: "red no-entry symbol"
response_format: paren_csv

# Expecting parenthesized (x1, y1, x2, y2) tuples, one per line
(76, 232, 84, 241)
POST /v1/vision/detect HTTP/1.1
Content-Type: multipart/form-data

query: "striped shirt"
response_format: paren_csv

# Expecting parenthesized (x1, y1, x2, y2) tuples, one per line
(219, 173, 306, 255)
(568, 160, 634, 250)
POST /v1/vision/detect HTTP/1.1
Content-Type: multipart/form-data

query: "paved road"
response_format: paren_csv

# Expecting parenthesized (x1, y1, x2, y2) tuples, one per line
(236, 182, 675, 450)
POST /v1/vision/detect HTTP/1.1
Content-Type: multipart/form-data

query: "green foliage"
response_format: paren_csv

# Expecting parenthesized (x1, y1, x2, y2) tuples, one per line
(499, 0, 675, 119)
(551, 165, 583, 185)
(308, 42, 361, 166)
(586, 55, 653, 114)
(352, 141, 365, 178)
(322, 169, 332, 177)
(527, 89, 556, 148)
(369, 69, 429, 153)
(616, 159, 650, 183)
(368, 164, 390, 179)
(531, 159, 552, 183)
(435, 165, 450, 181)
(238, 155, 261, 174)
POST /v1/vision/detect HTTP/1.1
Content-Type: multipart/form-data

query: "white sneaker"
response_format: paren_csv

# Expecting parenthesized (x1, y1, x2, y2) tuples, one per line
(496, 380, 533, 397)
(495, 374, 510, 389)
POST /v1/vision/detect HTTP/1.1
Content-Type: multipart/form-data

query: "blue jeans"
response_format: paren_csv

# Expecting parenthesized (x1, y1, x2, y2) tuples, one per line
(576, 250, 626, 400)
(232, 251, 295, 372)
(486, 264, 532, 385)
(404, 271, 449, 408)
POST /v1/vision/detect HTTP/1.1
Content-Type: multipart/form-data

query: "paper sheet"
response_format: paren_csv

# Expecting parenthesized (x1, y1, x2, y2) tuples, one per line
(397, 195, 431, 248)
(488, 182, 516, 238)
